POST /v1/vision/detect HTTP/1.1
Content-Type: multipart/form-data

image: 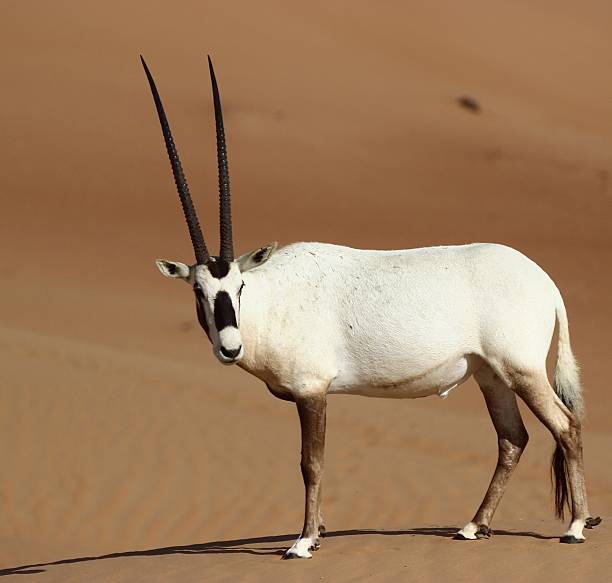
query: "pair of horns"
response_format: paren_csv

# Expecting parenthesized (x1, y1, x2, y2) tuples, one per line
(141, 55, 233, 264)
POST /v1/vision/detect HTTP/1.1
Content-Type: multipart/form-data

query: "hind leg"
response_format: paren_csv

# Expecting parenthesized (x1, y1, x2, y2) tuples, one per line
(317, 484, 326, 538)
(456, 367, 529, 540)
(512, 370, 592, 542)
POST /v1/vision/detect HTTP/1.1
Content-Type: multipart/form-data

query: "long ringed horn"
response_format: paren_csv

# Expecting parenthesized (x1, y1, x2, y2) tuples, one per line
(207, 55, 234, 261)
(141, 55, 209, 264)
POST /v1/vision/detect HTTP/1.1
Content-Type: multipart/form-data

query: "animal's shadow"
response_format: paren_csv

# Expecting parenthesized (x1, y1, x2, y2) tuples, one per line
(0, 527, 555, 577)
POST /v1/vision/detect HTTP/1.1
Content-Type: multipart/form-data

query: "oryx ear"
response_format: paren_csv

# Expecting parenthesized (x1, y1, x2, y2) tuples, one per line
(237, 243, 278, 272)
(155, 260, 191, 279)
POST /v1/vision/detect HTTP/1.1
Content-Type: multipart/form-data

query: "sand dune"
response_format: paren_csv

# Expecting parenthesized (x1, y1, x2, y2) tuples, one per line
(1, 1, 610, 581)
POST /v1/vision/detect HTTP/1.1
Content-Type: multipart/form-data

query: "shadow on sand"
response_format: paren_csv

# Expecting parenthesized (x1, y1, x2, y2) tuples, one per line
(0, 527, 556, 577)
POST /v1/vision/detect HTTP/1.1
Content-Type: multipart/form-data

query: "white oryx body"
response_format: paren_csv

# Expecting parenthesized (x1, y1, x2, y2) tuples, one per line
(236, 242, 558, 402)
(142, 56, 600, 561)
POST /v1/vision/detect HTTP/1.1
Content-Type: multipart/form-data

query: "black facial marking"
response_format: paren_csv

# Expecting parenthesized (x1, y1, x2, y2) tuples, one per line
(214, 291, 237, 331)
(207, 258, 231, 279)
(193, 286, 211, 340)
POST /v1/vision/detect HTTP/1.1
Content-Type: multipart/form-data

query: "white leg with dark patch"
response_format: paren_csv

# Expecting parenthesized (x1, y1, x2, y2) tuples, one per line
(457, 372, 528, 542)
(283, 393, 327, 560)
(513, 372, 591, 544)
(561, 519, 586, 544)
(283, 537, 317, 559)
(455, 522, 479, 540)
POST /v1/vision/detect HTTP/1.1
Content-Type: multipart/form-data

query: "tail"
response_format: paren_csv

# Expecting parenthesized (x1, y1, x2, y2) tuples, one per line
(551, 292, 583, 520)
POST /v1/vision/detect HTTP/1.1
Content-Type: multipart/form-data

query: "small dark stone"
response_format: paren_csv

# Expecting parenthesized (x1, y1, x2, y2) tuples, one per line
(585, 516, 602, 529)
(457, 95, 481, 114)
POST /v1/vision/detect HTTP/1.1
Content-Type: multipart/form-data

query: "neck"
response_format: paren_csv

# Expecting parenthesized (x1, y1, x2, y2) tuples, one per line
(235, 269, 272, 380)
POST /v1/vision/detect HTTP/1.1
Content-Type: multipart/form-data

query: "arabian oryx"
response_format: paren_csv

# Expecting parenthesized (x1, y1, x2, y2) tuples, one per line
(141, 56, 601, 558)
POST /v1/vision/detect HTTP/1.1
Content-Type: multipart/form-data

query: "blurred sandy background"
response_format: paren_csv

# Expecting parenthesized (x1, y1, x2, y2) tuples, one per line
(0, 1, 610, 581)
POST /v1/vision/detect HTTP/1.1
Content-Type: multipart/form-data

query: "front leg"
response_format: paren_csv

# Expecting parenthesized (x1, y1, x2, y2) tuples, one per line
(283, 394, 327, 559)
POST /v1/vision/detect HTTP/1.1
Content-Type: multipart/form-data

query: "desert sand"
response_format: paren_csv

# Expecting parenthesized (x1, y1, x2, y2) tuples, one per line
(0, 1, 610, 581)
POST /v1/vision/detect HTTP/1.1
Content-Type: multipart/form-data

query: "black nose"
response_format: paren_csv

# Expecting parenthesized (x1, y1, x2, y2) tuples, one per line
(220, 346, 241, 359)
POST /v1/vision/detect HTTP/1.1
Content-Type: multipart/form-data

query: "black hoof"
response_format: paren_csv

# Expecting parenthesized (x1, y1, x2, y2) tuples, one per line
(282, 552, 300, 560)
(453, 532, 475, 541)
(560, 535, 585, 544)
(585, 516, 602, 529)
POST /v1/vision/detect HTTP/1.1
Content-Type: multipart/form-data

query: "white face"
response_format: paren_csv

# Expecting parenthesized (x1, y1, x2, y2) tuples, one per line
(193, 259, 245, 364)
(156, 243, 277, 365)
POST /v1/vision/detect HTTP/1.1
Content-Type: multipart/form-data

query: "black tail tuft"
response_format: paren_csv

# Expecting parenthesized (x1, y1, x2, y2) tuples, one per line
(551, 443, 570, 520)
